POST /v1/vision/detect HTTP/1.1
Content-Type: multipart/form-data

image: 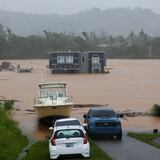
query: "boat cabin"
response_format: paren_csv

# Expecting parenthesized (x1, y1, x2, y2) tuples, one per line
(38, 82, 67, 98)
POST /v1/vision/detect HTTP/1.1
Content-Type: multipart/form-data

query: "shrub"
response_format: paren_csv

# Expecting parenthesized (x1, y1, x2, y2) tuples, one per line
(151, 104, 160, 117)
(3, 100, 13, 110)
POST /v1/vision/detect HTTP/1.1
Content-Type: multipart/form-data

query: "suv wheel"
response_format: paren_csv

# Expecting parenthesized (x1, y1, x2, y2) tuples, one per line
(116, 133, 122, 140)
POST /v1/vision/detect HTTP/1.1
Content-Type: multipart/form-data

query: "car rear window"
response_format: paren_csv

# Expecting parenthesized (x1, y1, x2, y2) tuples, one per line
(55, 120, 81, 126)
(91, 109, 116, 117)
(55, 129, 84, 139)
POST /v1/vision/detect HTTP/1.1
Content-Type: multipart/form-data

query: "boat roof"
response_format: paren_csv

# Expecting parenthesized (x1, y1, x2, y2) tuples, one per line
(54, 125, 84, 131)
(38, 82, 67, 88)
(55, 118, 79, 122)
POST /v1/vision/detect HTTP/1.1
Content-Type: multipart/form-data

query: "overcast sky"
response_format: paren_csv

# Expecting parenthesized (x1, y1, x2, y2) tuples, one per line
(0, 0, 160, 14)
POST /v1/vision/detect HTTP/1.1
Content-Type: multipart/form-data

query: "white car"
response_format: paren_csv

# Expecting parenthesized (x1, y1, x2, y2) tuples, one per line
(54, 118, 82, 127)
(49, 125, 90, 159)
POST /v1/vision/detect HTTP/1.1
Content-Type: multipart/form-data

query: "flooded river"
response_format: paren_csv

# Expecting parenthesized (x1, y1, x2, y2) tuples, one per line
(0, 59, 160, 140)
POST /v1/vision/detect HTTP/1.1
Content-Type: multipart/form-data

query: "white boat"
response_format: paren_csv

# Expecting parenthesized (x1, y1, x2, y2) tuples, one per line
(34, 82, 73, 121)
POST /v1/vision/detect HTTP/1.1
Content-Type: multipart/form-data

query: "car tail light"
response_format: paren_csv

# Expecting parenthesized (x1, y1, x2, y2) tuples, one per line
(51, 136, 56, 146)
(83, 135, 88, 144)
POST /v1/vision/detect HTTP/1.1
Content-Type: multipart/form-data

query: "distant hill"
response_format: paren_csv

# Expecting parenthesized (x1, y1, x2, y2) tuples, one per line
(0, 7, 160, 36)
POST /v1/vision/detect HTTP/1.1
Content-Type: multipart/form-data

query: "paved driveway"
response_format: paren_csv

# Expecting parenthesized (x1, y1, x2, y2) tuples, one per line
(95, 129, 160, 160)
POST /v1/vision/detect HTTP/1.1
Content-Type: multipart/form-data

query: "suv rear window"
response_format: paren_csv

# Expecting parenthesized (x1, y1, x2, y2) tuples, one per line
(90, 109, 116, 117)
(55, 129, 84, 139)
(55, 120, 81, 126)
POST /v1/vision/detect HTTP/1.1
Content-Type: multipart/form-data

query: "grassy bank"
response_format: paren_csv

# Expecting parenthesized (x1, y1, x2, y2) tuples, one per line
(128, 132, 160, 149)
(22, 140, 112, 160)
(0, 102, 28, 160)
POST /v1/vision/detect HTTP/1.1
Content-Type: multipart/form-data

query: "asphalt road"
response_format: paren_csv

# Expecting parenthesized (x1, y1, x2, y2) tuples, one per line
(95, 129, 160, 160)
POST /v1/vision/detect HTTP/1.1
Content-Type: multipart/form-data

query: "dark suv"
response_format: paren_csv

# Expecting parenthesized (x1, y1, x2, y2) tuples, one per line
(83, 106, 122, 140)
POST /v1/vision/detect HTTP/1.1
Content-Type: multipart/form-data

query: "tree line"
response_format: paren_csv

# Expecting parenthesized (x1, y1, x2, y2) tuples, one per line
(0, 23, 160, 59)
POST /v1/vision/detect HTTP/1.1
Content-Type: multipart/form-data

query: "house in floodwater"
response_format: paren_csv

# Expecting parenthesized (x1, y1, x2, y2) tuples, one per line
(49, 51, 106, 73)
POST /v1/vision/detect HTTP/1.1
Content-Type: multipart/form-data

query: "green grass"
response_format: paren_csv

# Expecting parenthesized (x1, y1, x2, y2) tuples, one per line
(22, 141, 49, 160)
(0, 106, 28, 160)
(22, 139, 112, 160)
(128, 132, 160, 149)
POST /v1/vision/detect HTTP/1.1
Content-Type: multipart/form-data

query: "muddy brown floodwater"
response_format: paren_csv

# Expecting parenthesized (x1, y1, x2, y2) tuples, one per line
(0, 59, 160, 140)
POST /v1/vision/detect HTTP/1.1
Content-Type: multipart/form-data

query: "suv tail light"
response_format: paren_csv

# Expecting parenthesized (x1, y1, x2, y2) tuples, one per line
(83, 135, 88, 144)
(51, 136, 56, 146)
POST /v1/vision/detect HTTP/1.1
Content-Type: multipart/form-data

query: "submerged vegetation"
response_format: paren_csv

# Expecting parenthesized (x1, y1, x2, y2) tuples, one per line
(2, 100, 13, 110)
(151, 104, 160, 117)
(128, 132, 160, 149)
(1, 23, 160, 59)
(0, 102, 28, 160)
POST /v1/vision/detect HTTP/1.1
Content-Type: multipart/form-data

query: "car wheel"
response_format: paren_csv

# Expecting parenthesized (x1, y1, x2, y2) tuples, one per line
(87, 155, 91, 158)
(116, 133, 122, 140)
(87, 151, 91, 158)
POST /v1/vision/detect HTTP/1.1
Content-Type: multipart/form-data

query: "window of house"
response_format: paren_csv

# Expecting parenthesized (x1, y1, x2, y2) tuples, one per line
(57, 56, 65, 63)
(66, 56, 73, 64)
(82, 56, 85, 62)
(92, 56, 99, 64)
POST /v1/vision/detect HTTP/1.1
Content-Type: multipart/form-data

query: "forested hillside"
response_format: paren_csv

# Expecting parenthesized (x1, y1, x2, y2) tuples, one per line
(0, 7, 160, 36)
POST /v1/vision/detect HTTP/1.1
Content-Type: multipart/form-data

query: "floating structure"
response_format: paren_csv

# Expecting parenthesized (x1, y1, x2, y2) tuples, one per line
(49, 51, 106, 73)
(0, 61, 33, 73)
(17, 67, 33, 73)
(34, 82, 73, 122)
(1, 61, 11, 69)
